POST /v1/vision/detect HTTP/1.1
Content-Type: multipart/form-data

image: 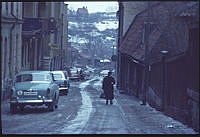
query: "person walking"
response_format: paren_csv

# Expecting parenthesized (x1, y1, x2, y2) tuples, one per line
(102, 71, 115, 105)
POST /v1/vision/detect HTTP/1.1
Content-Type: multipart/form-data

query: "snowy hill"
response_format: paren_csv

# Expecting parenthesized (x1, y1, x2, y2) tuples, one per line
(68, 11, 118, 61)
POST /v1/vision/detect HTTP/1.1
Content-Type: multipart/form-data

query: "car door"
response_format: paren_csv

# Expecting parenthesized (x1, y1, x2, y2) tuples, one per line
(63, 71, 69, 86)
(50, 73, 59, 100)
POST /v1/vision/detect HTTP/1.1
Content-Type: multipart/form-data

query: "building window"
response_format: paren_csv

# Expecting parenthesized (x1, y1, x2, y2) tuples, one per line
(4, 38, 8, 80)
(22, 44, 24, 67)
(11, 2, 14, 14)
(38, 2, 46, 17)
(16, 3, 19, 17)
(22, 2, 24, 17)
(6, 2, 9, 15)
(16, 34, 18, 67)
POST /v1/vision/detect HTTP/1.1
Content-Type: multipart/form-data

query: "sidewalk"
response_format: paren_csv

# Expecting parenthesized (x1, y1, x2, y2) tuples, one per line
(114, 90, 198, 134)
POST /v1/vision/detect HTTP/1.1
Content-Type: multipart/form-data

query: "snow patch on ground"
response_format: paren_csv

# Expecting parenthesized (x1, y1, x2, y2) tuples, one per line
(60, 79, 94, 134)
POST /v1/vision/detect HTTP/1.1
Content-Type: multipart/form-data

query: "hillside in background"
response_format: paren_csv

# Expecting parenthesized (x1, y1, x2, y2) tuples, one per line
(68, 9, 118, 63)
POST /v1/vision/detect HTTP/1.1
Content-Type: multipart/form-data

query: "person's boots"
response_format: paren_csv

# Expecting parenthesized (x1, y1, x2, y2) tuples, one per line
(110, 100, 113, 105)
(106, 100, 108, 105)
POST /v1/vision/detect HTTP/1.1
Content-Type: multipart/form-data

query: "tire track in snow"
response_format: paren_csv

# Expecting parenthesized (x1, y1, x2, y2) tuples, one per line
(59, 79, 94, 134)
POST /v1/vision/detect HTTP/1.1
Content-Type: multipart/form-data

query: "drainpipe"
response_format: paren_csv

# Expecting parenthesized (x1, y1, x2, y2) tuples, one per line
(7, 3, 19, 98)
(117, 2, 124, 90)
(9, 24, 15, 78)
(60, 13, 64, 70)
(160, 50, 168, 111)
(9, 3, 18, 79)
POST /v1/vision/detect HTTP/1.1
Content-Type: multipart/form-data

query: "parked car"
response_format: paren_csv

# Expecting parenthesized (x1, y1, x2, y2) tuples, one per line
(99, 69, 115, 77)
(69, 67, 84, 81)
(51, 71, 70, 95)
(10, 71, 60, 113)
(99, 69, 110, 77)
(83, 70, 91, 80)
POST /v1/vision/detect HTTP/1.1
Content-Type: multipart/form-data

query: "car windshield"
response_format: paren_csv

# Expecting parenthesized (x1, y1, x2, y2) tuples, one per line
(16, 73, 51, 82)
(53, 74, 63, 80)
(71, 70, 78, 73)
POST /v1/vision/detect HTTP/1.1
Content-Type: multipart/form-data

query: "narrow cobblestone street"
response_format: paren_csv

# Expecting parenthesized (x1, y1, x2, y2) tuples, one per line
(1, 76, 197, 134)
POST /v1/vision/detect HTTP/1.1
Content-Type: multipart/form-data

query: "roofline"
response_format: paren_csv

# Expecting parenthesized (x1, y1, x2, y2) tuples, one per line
(121, 2, 162, 44)
(120, 51, 187, 66)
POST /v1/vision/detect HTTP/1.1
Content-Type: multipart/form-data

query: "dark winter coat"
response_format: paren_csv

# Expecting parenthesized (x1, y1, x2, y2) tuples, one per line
(102, 76, 115, 99)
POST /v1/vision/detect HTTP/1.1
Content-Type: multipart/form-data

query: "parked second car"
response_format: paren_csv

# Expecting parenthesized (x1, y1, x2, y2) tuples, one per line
(99, 69, 110, 77)
(68, 67, 82, 81)
(10, 71, 60, 113)
(51, 71, 70, 95)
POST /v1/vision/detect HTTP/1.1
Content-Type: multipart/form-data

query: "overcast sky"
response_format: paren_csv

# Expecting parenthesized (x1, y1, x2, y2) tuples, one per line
(64, 1, 119, 13)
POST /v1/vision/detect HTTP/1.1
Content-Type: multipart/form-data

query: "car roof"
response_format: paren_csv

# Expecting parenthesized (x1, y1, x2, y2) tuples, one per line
(51, 71, 66, 74)
(101, 70, 110, 72)
(16, 71, 51, 76)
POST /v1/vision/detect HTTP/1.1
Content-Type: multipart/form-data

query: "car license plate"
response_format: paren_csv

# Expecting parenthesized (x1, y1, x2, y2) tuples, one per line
(24, 92, 37, 95)
(60, 84, 66, 87)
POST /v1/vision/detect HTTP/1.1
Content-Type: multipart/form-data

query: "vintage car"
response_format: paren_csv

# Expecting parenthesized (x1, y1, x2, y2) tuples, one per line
(51, 71, 70, 95)
(68, 67, 83, 81)
(10, 71, 60, 113)
(99, 69, 115, 77)
(99, 69, 110, 77)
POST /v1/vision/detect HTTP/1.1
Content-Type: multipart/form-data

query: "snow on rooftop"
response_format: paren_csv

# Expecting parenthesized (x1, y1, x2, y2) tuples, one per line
(106, 37, 115, 40)
(94, 20, 118, 31)
(68, 22, 79, 27)
(87, 31, 102, 36)
(69, 36, 88, 44)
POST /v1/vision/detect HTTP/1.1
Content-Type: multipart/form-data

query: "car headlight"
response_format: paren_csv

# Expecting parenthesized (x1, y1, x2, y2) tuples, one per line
(17, 90, 23, 95)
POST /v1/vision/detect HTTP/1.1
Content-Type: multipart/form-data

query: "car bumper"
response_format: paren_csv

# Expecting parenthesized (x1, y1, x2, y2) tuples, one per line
(10, 99, 53, 105)
(59, 87, 68, 90)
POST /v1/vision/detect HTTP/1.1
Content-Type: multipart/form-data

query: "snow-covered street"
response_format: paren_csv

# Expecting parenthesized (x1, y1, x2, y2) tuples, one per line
(1, 76, 198, 134)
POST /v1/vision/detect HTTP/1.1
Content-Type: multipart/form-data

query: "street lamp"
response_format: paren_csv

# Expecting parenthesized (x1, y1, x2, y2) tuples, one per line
(160, 50, 168, 54)
(160, 50, 168, 111)
(141, 22, 151, 105)
(141, 1, 153, 106)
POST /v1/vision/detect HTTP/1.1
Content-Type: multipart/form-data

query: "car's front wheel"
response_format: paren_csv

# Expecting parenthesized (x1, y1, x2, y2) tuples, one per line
(48, 95, 57, 111)
(10, 104, 17, 114)
(55, 95, 59, 108)
(65, 89, 68, 95)
(19, 105, 25, 111)
(48, 102, 55, 111)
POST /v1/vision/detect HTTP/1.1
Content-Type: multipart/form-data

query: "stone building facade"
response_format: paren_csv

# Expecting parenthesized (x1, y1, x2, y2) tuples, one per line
(21, 2, 68, 71)
(63, 4, 69, 68)
(1, 2, 23, 99)
(1, 2, 69, 100)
